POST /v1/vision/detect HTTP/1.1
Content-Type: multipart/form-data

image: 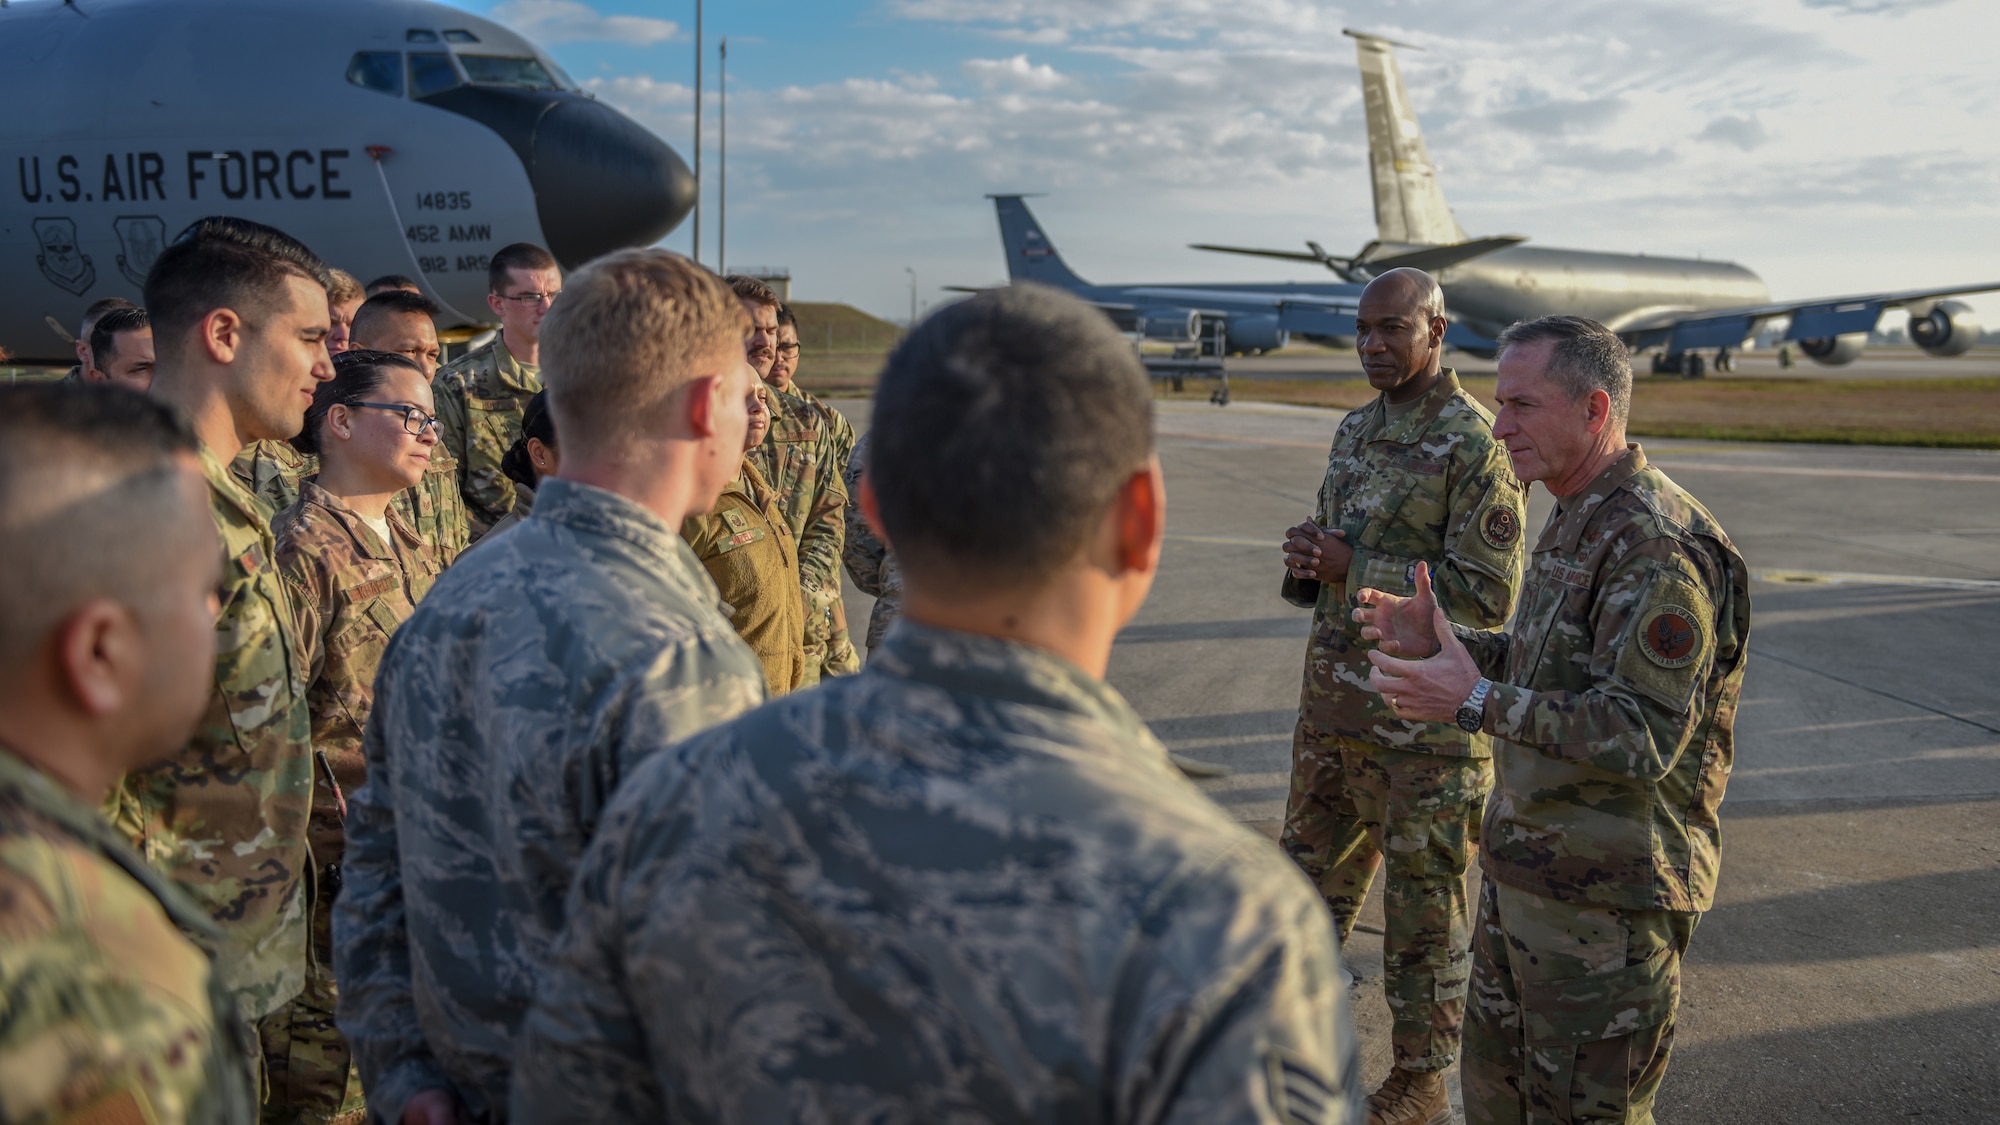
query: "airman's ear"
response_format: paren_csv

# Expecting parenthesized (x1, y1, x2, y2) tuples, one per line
(1109, 458, 1165, 577)
(55, 600, 139, 716)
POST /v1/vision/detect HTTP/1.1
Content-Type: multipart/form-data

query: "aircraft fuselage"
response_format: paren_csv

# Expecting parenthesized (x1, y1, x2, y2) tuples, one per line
(1434, 244, 1768, 340)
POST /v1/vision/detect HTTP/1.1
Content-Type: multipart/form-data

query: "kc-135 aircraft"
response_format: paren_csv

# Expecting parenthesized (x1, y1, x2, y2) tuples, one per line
(1195, 29, 2000, 375)
(0, 0, 695, 363)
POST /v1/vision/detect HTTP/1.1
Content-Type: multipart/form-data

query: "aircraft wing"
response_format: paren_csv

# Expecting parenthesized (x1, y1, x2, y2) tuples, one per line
(1188, 243, 1327, 264)
(1190, 235, 1527, 278)
(1624, 281, 2000, 351)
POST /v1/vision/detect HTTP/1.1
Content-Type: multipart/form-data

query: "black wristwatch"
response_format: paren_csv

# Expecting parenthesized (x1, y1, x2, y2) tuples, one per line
(1455, 678, 1492, 734)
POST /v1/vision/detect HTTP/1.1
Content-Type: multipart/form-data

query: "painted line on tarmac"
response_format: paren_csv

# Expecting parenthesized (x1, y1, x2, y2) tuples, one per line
(1655, 460, 2000, 484)
(1156, 430, 1326, 450)
(1164, 533, 1280, 547)
(1753, 568, 2000, 590)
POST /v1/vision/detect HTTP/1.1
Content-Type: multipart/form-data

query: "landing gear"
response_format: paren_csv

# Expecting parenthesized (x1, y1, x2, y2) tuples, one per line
(1685, 352, 1706, 379)
(1714, 348, 1735, 373)
(1649, 350, 1714, 378)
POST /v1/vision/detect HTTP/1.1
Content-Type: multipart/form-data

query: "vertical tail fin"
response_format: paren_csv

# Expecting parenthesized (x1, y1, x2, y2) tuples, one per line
(1344, 30, 1466, 246)
(990, 195, 1090, 289)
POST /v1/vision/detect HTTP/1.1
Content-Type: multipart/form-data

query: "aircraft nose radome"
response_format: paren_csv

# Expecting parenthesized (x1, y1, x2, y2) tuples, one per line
(530, 97, 695, 268)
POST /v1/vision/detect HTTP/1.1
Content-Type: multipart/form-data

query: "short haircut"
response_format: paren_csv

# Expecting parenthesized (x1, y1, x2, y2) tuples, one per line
(365, 274, 421, 296)
(1367, 267, 1445, 321)
(296, 349, 424, 455)
(489, 243, 559, 294)
(537, 250, 748, 454)
(1496, 314, 1633, 424)
(725, 275, 778, 310)
(869, 283, 1154, 590)
(89, 306, 150, 369)
(80, 296, 136, 340)
(0, 384, 203, 668)
(351, 289, 441, 344)
(500, 390, 556, 488)
(776, 304, 798, 330)
(145, 216, 331, 348)
(326, 268, 364, 307)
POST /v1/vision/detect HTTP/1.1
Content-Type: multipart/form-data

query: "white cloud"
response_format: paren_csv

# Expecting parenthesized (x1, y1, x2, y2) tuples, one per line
(1698, 114, 1768, 151)
(491, 0, 678, 45)
(962, 54, 1070, 90)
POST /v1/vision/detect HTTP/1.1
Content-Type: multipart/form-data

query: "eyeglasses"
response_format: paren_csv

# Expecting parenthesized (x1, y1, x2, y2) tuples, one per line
(496, 290, 560, 307)
(351, 402, 440, 435)
(775, 343, 801, 356)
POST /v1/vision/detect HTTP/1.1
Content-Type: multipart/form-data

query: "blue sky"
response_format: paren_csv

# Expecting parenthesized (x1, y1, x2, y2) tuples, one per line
(456, 0, 2000, 329)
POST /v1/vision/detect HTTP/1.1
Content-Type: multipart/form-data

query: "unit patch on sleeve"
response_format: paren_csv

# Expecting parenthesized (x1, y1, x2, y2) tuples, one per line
(1479, 505, 1520, 550)
(1640, 605, 1702, 668)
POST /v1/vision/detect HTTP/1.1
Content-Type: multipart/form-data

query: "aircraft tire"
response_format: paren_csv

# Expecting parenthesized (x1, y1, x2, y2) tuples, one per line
(1686, 353, 1706, 379)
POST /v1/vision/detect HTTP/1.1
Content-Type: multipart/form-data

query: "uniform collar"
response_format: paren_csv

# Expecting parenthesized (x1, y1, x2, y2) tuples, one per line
(199, 444, 274, 535)
(491, 337, 542, 395)
(1538, 443, 1649, 554)
(297, 479, 420, 560)
(871, 622, 1163, 756)
(1369, 367, 1462, 447)
(529, 477, 711, 595)
(0, 743, 225, 944)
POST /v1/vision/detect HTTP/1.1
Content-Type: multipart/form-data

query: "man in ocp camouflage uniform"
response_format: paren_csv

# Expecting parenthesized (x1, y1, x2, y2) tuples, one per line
(130, 217, 332, 1040)
(432, 242, 561, 537)
(1360, 316, 1750, 1125)
(840, 429, 903, 655)
(335, 250, 766, 1125)
(0, 384, 257, 1125)
(772, 302, 863, 674)
(729, 276, 858, 683)
(1281, 269, 1525, 1125)
(510, 282, 1358, 1125)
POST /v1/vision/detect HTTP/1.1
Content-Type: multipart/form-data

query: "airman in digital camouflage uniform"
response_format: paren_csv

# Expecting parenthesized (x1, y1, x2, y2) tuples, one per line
(840, 429, 903, 655)
(129, 217, 332, 1035)
(682, 384, 807, 696)
(510, 283, 1359, 1125)
(352, 288, 469, 565)
(1281, 268, 1524, 1125)
(334, 250, 767, 1125)
(1360, 316, 1750, 1125)
(773, 303, 863, 672)
(266, 350, 445, 1125)
(0, 384, 258, 1125)
(431, 242, 560, 537)
(729, 277, 857, 683)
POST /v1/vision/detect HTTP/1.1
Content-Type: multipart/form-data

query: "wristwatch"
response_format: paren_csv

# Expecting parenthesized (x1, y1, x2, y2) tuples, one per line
(1455, 678, 1492, 734)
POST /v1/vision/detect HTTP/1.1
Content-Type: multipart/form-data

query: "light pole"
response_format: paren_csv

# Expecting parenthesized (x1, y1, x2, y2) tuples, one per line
(719, 37, 727, 275)
(691, 0, 701, 265)
(906, 267, 917, 327)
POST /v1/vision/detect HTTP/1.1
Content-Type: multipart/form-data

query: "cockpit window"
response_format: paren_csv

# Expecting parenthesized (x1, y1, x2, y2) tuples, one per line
(458, 55, 566, 91)
(406, 29, 440, 43)
(408, 52, 463, 98)
(347, 51, 404, 97)
(443, 29, 480, 43)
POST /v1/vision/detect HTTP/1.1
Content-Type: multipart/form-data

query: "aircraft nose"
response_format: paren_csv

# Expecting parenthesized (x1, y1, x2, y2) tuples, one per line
(418, 87, 694, 268)
(527, 97, 695, 267)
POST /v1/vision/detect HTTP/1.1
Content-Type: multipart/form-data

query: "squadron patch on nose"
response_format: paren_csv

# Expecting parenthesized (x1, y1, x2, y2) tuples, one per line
(1640, 605, 1701, 668)
(1479, 506, 1520, 550)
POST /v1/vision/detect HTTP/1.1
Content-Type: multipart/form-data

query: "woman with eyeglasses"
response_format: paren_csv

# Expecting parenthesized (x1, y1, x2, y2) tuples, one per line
(269, 349, 443, 1116)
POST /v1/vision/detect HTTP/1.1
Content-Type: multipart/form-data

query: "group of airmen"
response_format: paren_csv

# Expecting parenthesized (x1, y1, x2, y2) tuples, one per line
(0, 212, 1746, 1125)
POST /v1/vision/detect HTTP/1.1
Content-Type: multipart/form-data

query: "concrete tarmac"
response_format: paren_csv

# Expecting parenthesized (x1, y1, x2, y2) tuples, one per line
(827, 396, 2000, 1123)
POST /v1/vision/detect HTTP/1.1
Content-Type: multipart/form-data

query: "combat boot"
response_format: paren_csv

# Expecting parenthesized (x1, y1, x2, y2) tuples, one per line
(1366, 1066, 1450, 1125)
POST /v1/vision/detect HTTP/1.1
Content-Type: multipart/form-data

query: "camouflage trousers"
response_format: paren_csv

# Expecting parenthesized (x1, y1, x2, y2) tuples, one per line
(803, 585, 861, 684)
(1462, 879, 1698, 1125)
(257, 868, 366, 1125)
(1281, 734, 1491, 1071)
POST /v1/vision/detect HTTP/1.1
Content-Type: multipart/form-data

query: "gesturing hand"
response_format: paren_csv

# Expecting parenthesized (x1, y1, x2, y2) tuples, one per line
(1284, 518, 1352, 581)
(1351, 559, 1442, 658)
(1359, 562, 1482, 723)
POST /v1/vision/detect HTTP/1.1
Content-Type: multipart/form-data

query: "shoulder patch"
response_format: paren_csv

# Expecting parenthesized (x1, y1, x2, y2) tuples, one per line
(1480, 506, 1521, 550)
(1640, 605, 1702, 668)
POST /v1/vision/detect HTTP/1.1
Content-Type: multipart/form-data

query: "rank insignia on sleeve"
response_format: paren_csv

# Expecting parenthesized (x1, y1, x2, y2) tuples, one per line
(1480, 506, 1520, 550)
(1640, 605, 1701, 668)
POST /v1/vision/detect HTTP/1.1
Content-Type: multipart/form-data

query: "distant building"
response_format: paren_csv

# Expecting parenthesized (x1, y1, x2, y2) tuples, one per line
(735, 266, 791, 303)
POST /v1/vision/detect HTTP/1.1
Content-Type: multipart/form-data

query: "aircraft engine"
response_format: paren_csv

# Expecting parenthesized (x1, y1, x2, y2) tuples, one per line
(1225, 315, 1289, 355)
(1908, 300, 1982, 357)
(1799, 333, 1866, 366)
(1134, 308, 1201, 341)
